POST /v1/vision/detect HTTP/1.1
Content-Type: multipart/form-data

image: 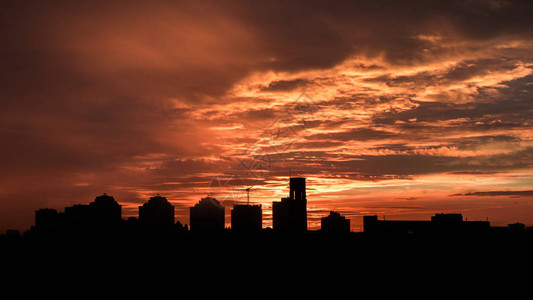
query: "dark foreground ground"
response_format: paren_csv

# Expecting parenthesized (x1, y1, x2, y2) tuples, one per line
(3, 230, 532, 294)
(3, 230, 533, 268)
(2, 235, 531, 297)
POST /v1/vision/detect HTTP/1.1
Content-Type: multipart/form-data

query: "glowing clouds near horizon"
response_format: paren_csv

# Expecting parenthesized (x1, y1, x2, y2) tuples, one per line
(197, 48, 533, 229)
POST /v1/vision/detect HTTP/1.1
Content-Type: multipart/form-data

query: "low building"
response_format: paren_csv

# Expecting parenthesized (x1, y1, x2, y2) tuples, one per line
(231, 204, 262, 232)
(508, 222, 526, 233)
(363, 213, 490, 236)
(321, 211, 350, 233)
(35, 208, 58, 229)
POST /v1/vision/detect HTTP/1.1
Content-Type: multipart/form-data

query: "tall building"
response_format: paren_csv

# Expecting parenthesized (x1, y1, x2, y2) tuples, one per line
(231, 204, 262, 232)
(272, 177, 307, 232)
(189, 196, 225, 232)
(321, 211, 350, 233)
(139, 195, 175, 229)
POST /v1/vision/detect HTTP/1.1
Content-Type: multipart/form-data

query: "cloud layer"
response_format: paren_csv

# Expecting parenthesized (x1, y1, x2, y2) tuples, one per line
(1, 0, 533, 231)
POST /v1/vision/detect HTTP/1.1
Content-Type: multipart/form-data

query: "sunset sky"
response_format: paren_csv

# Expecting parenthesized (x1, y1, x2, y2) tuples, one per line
(2, 0, 533, 232)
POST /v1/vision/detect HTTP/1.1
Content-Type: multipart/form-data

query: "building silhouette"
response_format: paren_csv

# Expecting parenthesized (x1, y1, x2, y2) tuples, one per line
(321, 211, 350, 233)
(6, 229, 20, 238)
(231, 204, 262, 232)
(189, 196, 225, 233)
(64, 204, 93, 227)
(90, 193, 122, 222)
(31, 194, 123, 235)
(138, 195, 175, 231)
(272, 177, 307, 232)
(15, 177, 533, 248)
(508, 222, 526, 233)
(35, 208, 58, 231)
(363, 213, 490, 236)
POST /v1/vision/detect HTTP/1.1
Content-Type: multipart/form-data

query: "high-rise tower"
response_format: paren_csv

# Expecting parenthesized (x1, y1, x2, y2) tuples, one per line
(139, 195, 175, 230)
(272, 177, 307, 232)
(189, 196, 225, 232)
(289, 177, 306, 201)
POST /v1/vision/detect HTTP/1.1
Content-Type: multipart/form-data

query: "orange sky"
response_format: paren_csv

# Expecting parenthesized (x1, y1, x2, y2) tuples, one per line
(1, 0, 533, 232)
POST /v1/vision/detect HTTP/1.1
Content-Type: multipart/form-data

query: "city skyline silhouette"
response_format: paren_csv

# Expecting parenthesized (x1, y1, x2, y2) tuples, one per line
(2, 2, 533, 271)
(3, 176, 531, 241)
(2, 175, 532, 280)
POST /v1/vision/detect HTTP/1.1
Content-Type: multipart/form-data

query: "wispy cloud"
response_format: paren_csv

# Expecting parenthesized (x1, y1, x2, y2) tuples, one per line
(451, 190, 533, 197)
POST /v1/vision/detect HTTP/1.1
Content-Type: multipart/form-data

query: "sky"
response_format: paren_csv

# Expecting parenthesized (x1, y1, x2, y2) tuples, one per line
(1, 0, 533, 232)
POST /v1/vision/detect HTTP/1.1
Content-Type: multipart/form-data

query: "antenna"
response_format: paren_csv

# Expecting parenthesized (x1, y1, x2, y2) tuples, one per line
(245, 187, 251, 205)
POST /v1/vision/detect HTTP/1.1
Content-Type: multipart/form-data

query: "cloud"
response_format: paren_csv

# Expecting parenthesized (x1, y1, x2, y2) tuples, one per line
(2, 0, 533, 231)
(450, 190, 533, 197)
(307, 128, 397, 142)
(260, 79, 309, 92)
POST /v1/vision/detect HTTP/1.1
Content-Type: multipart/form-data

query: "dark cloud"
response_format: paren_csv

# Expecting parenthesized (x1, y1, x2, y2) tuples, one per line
(443, 59, 518, 82)
(451, 190, 533, 197)
(368, 58, 523, 89)
(308, 128, 396, 142)
(241, 108, 279, 121)
(272, 146, 533, 178)
(260, 79, 309, 92)
(236, 0, 533, 67)
(448, 171, 505, 175)
(372, 78, 533, 127)
(333, 155, 457, 176)
(292, 141, 345, 150)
